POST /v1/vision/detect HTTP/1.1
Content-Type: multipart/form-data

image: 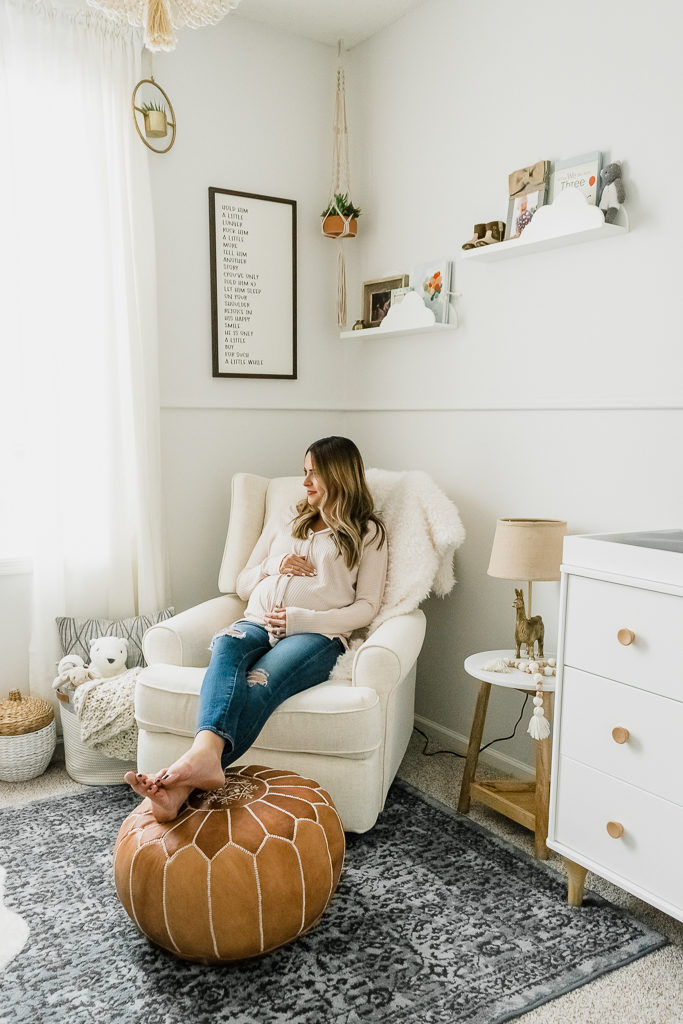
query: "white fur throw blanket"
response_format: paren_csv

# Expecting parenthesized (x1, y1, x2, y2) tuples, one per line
(72, 668, 141, 760)
(329, 468, 465, 682)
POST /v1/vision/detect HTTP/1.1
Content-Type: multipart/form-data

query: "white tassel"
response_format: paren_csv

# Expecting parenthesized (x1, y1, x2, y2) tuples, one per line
(527, 711, 551, 740)
(527, 672, 551, 740)
(482, 658, 510, 673)
(144, 0, 175, 51)
(337, 243, 347, 327)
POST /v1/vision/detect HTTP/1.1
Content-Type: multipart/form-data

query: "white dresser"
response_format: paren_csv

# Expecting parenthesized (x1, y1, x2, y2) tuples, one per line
(547, 529, 683, 921)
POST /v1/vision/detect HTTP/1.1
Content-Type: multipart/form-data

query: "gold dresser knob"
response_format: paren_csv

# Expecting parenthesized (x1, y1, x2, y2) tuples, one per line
(617, 628, 635, 646)
(606, 821, 624, 839)
(611, 726, 630, 744)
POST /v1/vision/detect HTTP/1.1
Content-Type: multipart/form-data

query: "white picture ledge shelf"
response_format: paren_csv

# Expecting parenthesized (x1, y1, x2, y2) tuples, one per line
(462, 190, 629, 262)
(340, 323, 456, 340)
(461, 221, 627, 262)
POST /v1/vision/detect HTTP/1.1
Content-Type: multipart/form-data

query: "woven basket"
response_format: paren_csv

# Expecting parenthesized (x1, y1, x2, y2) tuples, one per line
(0, 689, 57, 782)
(59, 702, 136, 786)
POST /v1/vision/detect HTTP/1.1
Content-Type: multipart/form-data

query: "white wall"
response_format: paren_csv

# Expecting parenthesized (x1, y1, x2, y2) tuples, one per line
(151, 16, 344, 412)
(149, 19, 349, 608)
(338, 0, 683, 766)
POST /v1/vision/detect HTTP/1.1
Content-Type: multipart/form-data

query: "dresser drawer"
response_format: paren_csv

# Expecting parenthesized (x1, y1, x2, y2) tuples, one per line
(558, 667, 683, 806)
(554, 757, 683, 913)
(563, 575, 683, 701)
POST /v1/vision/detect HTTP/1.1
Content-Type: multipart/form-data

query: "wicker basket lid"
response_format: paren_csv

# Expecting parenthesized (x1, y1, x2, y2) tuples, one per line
(0, 689, 54, 736)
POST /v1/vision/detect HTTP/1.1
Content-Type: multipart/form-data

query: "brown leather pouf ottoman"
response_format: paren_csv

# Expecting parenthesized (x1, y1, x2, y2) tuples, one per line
(113, 765, 345, 962)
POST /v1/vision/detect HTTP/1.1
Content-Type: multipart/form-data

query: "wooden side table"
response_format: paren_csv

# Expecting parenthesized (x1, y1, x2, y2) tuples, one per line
(458, 649, 555, 859)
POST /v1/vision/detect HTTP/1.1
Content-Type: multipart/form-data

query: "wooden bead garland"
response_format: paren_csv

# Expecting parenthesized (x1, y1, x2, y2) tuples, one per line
(480, 657, 556, 741)
(503, 658, 555, 741)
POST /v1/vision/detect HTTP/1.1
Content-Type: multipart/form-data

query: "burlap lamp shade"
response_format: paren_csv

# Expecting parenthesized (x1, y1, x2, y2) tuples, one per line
(487, 519, 567, 584)
(113, 765, 345, 963)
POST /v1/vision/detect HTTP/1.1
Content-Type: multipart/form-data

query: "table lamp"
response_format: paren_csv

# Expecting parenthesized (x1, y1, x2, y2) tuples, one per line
(488, 518, 567, 739)
(488, 518, 567, 656)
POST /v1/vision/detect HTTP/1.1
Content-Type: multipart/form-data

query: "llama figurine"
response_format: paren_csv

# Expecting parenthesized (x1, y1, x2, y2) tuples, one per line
(513, 588, 544, 659)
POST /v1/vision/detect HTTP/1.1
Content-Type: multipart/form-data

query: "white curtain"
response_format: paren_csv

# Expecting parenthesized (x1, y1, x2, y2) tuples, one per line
(0, 0, 169, 702)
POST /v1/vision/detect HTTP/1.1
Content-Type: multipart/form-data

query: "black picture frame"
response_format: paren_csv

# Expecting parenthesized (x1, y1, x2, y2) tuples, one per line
(209, 187, 297, 379)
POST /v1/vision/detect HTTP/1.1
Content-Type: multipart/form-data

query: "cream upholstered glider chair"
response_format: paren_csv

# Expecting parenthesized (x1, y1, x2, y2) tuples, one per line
(137, 473, 427, 833)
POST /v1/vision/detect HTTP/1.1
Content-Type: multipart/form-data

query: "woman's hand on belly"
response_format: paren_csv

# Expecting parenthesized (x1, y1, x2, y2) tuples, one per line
(279, 554, 316, 577)
(264, 607, 287, 639)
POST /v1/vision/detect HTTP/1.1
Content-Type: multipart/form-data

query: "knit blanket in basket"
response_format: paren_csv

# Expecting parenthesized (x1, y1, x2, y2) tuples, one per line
(72, 669, 141, 761)
(329, 468, 465, 683)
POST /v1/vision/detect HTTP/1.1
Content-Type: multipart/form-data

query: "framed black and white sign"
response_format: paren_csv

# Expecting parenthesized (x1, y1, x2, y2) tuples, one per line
(209, 187, 297, 379)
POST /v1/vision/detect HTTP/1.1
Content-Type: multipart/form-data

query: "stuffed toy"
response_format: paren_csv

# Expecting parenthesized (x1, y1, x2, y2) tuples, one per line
(52, 637, 129, 694)
(599, 162, 626, 224)
(52, 654, 96, 692)
(88, 636, 129, 679)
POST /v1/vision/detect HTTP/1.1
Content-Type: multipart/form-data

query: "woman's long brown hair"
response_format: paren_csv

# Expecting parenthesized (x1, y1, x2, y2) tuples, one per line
(291, 436, 386, 569)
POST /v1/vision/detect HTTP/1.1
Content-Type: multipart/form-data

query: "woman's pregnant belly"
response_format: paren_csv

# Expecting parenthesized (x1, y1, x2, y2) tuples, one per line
(244, 571, 354, 622)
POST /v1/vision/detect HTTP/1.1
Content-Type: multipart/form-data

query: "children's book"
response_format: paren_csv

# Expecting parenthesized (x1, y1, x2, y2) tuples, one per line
(410, 260, 452, 324)
(549, 151, 603, 205)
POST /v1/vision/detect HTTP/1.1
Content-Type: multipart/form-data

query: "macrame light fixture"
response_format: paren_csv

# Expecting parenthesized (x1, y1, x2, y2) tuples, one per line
(321, 41, 360, 329)
(87, 0, 242, 51)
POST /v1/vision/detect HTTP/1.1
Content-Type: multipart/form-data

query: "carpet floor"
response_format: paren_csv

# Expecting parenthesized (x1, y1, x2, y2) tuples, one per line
(0, 755, 669, 1024)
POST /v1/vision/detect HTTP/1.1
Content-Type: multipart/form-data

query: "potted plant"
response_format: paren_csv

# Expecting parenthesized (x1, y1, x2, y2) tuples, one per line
(321, 193, 361, 238)
(140, 100, 168, 139)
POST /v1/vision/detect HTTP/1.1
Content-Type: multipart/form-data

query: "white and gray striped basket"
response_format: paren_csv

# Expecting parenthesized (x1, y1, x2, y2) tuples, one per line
(60, 703, 136, 786)
(0, 719, 57, 782)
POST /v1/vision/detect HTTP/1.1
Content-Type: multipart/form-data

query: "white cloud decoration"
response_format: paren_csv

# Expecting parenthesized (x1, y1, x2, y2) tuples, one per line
(378, 290, 436, 331)
(521, 188, 604, 243)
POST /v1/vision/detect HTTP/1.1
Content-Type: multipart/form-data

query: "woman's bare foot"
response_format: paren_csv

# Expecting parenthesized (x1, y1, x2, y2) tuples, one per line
(154, 733, 226, 791)
(124, 772, 194, 822)
(124, 732, 226, 823)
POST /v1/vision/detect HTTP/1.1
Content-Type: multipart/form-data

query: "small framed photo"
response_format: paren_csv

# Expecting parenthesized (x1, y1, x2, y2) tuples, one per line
(390, 286, 412, 305)
(506, 187, 547, 240)
(362, 275, 409, 328)
(549, 151, 603, 205)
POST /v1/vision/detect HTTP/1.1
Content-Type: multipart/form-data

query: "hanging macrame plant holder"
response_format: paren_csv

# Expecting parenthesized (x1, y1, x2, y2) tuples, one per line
(322, 41, 359, 328)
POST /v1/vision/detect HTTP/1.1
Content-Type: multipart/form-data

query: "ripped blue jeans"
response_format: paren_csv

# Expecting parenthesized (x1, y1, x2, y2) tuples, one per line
(196, 621, 344, 768)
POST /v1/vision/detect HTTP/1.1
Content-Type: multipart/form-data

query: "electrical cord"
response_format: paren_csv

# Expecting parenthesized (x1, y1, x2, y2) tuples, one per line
(413, 693, 530, 758)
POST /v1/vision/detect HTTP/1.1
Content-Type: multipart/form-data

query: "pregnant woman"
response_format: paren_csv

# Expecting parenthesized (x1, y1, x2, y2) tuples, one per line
(126, 435, 387, 821)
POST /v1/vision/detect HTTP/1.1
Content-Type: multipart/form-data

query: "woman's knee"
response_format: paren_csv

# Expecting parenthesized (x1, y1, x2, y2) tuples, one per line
(246, 667, 269, 688)
(209, 626, 248, 651)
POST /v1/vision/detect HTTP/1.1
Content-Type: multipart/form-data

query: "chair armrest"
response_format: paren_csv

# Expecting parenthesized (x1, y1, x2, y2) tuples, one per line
(142, 594, 247, 668)
(351, 609, 426, 696)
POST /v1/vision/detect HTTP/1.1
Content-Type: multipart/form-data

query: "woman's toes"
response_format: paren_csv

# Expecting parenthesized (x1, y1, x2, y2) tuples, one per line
(147, 786, 193, 823)
(164, 762, 189, 784)
(125, 773, 152, 800)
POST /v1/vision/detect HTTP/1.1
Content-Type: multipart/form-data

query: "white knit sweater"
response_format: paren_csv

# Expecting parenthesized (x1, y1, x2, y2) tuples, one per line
(235, 512, 387, 644)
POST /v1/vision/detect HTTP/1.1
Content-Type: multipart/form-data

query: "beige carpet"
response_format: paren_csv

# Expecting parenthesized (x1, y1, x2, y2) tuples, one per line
(2, 735, 682, 1023)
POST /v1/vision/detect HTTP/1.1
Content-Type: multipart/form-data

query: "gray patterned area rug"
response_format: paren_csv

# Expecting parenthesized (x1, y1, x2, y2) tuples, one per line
(0, 780, 666, 1024)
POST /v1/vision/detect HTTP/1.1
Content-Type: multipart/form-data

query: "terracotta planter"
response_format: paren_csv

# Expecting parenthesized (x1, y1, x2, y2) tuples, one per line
(322, 215, 358, 238)
(143, 110, 168, 138)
